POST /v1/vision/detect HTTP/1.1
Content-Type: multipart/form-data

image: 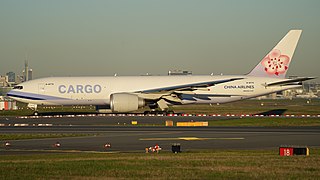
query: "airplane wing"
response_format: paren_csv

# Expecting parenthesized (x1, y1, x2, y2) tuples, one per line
(179, 93, 241, 101)
(137, 77, 244, 93)
(265, 77, 316, 87)
(134, 77, 245, 105)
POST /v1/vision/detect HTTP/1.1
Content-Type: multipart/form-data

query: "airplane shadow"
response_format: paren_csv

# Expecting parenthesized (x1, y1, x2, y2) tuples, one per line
(254, 109, 287, 116)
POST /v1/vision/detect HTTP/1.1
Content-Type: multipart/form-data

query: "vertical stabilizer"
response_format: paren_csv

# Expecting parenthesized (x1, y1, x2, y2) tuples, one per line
(248, 30, 302, 78)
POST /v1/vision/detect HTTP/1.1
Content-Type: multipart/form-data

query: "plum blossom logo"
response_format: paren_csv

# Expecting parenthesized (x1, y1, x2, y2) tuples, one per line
(261, 49, 290, 76)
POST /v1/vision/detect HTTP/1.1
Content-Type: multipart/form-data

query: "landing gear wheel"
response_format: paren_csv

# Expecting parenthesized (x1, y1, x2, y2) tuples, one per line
(33, 111, 39, 116)
(144, 111, 151, 115)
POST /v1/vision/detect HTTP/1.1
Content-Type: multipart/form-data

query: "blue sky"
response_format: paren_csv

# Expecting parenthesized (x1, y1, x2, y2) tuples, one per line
(0, 0, 319, 80)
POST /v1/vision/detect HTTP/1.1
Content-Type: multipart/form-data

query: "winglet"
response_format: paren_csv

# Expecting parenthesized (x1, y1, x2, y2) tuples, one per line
(248, 30, 302, 78)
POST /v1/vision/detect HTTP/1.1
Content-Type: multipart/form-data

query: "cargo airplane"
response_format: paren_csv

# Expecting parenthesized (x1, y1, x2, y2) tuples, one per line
(7, 30, 315, 115)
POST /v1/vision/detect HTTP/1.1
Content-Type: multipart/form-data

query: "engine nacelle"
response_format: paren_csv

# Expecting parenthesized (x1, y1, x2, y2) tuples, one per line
(110, 93, 145, 112)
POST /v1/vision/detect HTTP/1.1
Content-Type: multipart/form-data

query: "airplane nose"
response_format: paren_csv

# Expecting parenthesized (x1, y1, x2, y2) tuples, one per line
(7, 85, 24, 98)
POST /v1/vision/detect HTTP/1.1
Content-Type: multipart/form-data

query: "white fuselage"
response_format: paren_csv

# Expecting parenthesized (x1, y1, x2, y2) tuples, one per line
(8, 75, 300, 106)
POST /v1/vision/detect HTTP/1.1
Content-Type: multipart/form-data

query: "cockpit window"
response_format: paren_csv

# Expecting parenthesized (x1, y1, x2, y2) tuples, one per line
(13, 86, 23, 90)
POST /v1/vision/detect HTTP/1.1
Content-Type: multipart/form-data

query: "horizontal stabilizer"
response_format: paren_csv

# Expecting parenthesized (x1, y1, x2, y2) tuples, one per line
(265, 77, 316, 87)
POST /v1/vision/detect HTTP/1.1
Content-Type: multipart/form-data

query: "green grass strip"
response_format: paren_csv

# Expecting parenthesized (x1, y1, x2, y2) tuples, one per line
(208, 117, 320, 126)
(0, 149, 319, 179)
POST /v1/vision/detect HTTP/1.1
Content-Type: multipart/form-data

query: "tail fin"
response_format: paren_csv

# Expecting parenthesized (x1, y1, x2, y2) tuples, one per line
(248, 30, 302, 78)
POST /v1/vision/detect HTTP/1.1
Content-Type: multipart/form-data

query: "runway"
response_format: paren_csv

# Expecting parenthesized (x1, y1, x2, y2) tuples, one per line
(1, 116, 320, 155)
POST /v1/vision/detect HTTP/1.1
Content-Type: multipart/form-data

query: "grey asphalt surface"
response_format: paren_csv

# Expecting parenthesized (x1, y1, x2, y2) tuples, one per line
(0, 116, 319, 155)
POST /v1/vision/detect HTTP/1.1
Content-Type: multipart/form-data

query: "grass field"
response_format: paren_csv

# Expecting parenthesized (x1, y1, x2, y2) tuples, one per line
(0, 149, 319, 179)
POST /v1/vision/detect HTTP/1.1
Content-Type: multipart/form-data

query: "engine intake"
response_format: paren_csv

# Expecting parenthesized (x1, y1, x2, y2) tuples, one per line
(110, 93, 145, 112)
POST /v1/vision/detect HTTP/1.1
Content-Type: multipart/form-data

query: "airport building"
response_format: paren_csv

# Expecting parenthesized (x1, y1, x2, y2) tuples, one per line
(6, 72, 15, 84)
(0, 76, 9, 87)
(168, 70, 192, 76)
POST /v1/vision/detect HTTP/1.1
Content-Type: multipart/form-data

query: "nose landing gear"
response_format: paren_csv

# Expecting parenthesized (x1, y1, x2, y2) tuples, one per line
(27, 103, 39, 116)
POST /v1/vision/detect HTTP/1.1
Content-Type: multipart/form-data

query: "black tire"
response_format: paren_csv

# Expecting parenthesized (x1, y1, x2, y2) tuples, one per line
(144, 111, 150, 115)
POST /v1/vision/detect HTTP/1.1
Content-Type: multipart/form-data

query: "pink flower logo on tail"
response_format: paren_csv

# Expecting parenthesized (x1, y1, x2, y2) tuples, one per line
(261, 49, 290, 76)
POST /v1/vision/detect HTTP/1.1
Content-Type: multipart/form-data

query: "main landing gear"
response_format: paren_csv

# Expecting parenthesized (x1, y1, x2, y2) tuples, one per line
(144, 110, 175, 115)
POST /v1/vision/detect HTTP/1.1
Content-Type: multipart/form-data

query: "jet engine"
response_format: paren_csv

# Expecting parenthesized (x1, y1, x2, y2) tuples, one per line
(110, 93, 145, 112)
